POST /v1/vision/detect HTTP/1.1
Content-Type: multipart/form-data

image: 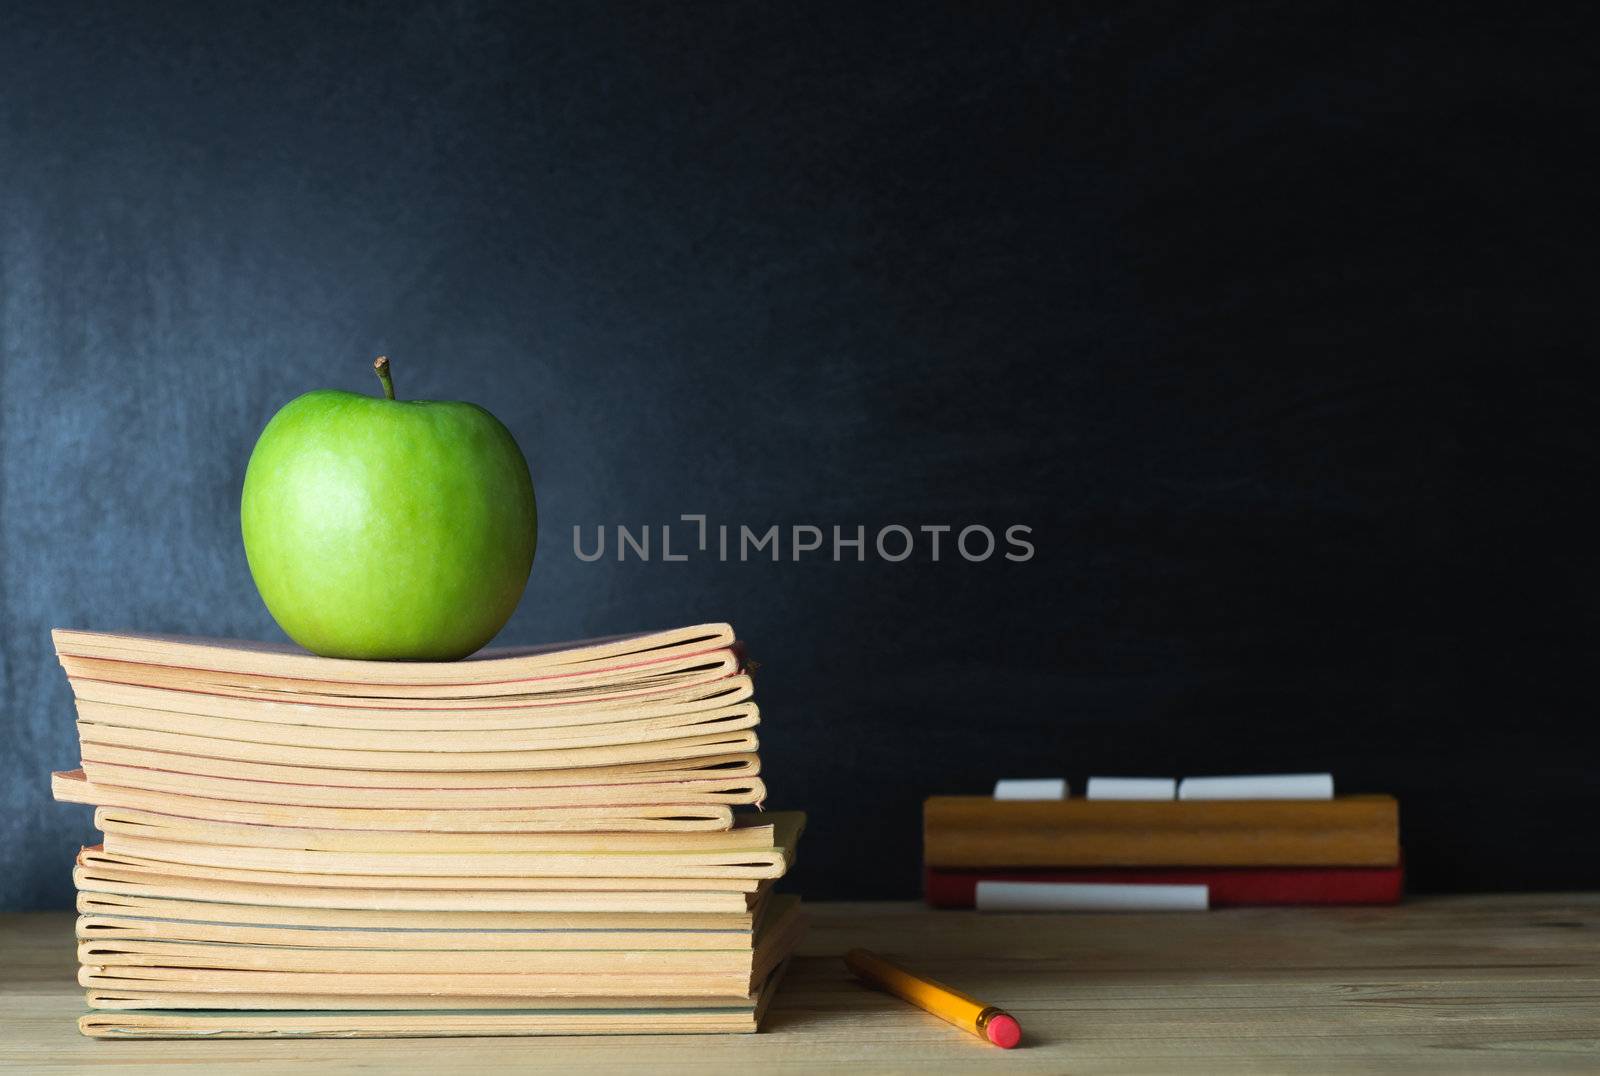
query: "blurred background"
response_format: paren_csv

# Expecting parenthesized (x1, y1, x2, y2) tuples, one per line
(2, 2, 1595, 908)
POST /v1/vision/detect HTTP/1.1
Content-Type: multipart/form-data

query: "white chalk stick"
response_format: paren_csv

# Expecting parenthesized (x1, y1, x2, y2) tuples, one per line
(1178, 774, 1334, 800)
(993, 778, 1068, 800)
(976, 881, 1209, 912)
(1086, 776, 1177, 800)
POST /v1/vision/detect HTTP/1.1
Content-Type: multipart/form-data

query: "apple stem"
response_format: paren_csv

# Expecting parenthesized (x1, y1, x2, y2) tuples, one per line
(373, 356, 396, 400)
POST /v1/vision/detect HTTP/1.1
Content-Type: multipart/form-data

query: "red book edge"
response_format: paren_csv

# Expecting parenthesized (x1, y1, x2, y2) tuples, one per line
(924, 859, 1405, 908)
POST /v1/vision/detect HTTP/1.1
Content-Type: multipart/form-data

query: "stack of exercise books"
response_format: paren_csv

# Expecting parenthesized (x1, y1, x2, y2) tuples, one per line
(49, 623, 805, 1039)
(924, 782, 1401, 909)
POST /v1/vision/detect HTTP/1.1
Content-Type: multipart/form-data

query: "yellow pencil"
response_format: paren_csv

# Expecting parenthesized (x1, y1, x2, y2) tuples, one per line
(845, 948, 1021, 1048)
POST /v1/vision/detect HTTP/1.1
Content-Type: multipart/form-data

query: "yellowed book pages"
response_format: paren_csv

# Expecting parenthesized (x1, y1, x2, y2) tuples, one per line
(76, 847, 768, 892)
(82, 1008, 760, 1037)
(75, 698, 758, 749)
(75, 761, 766, 808)
(69, 672, 753, 724)
(79, 965, 752, 998)
(59, 650, 741, 700)
(74, 863, 766, 914)
(78, 927, 802, 1002)
(87, 835, 789, 880)
(53, 623, 735, 683)
(77, 901, 804, 1000)
(84, 986, 766, 1011)
(80, 941, 752, 974)
(67, 661, 742, 708)
(52, 770, 737, 832)
(75, 745, 762, 791)
(77, 900, 800, 977)
(77, 721, 760, 772)
(96, 813, 803, 879)
(79, 960, 794, 1036)
(94, 806, 777, 853)
(76, 746, 761, 791)
(75, 891, 759, 932)
(77, 915, 756, 951)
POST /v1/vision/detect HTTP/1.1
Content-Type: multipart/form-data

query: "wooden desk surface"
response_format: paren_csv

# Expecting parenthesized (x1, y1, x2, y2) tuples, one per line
(3, 896, 1598, 1073)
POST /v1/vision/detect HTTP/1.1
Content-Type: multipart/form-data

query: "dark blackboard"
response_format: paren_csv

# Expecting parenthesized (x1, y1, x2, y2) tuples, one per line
(2, 2, 1596, 908)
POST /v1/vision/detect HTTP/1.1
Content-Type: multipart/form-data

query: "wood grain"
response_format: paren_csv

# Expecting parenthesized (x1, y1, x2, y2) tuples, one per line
(4, 896, 1599, 1072)
(924, 795, 1400, 867)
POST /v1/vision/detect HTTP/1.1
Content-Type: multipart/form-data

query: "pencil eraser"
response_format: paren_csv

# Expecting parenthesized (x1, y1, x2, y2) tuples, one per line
(986, 1012, 1022, 1048)
(993, 778, 1066, 800)
(1178, 773, 1334, 800)
(1086, 776, 1176, 800)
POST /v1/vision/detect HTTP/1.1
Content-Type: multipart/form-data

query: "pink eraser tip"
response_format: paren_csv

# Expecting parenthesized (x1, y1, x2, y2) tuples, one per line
(986, 1013, 1021, 1049)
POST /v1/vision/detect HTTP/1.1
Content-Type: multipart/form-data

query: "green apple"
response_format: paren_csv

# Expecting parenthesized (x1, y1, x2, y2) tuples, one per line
(241, 357, 537, 660)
